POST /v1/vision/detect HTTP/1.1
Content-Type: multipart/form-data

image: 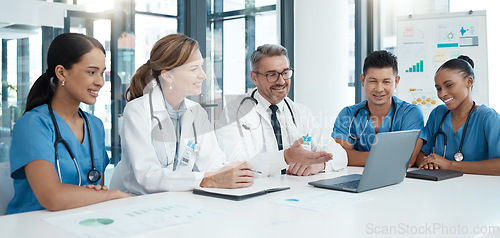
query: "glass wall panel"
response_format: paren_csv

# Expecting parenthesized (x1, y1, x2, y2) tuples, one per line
(255, 11, 277, 47)
(134, 15, 177, 73)
(223, 0, 245, 12)
(0, 29, 43, 162)
(206, 0, 278, 119)
(222, 18, 246, 95)
(76, 0, 114, 13)
(136, 0, 177, 15)
(255, 0, 276, 8)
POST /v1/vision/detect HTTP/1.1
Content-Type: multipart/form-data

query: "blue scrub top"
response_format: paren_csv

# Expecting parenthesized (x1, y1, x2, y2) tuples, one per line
(332, 96, 424, 151)
(7, 104, 109, 214)
(420, 104, 500, 161)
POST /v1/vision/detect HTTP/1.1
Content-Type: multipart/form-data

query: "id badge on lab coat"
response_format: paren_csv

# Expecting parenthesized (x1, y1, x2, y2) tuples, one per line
(302, 135, 312, 151)
(180, 140, 197, 166)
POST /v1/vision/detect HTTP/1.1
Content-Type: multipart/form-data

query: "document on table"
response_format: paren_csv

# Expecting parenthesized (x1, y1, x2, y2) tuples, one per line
(44, 202, 223, 238)
(274, 191, 372, 212)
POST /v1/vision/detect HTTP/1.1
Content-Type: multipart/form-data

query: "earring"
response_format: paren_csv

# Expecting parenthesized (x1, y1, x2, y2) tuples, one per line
(62, 81, 65, 86)
(169, 85, 173, 90)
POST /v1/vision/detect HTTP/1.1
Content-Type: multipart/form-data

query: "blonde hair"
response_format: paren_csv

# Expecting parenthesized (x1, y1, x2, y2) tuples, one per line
(126, 33, 199, 101)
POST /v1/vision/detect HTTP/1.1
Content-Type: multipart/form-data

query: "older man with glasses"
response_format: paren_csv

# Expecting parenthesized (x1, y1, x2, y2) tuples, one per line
(215, 44, 347, 176)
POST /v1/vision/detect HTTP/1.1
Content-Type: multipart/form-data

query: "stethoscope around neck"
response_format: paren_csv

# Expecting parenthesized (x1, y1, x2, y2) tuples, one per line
(236, 89, 296, 131)
(348, 97, 396, 141)
(432, 101, 476, 161)
(149, 84, 199, 167)
(48, 103, 101, 186)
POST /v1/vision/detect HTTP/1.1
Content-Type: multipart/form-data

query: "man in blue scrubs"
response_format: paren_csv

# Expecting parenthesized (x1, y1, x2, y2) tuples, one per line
(332, 50, 424, 166)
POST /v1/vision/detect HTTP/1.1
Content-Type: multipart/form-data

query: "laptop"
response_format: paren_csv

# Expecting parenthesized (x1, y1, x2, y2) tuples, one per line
(309, 130, 420, 193)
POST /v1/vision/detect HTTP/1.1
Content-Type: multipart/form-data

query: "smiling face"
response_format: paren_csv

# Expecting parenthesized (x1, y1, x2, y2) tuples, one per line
(56, 47, 106, 105)
(163, 49, 206, 98)
(250, 55, 290, 105)
(434, 68, 473, 111)
(361, 67, 400, 108)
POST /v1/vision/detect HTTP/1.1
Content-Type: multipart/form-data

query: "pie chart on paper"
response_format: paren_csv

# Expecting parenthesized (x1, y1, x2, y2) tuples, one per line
(78, 218, 114, 227)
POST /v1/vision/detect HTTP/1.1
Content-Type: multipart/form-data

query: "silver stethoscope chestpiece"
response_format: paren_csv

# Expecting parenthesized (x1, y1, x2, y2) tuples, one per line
(434, 101, 476, 162)
(88, 169, 101, 183)
(454, 152, 464, 161)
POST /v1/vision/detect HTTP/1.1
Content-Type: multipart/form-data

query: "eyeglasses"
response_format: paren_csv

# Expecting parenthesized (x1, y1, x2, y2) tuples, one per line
(253, 68, 294, 83)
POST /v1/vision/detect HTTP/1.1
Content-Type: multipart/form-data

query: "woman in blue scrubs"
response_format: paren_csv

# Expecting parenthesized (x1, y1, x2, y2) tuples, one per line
(416, 56, 500, 175)
(7, 33, 130, 214)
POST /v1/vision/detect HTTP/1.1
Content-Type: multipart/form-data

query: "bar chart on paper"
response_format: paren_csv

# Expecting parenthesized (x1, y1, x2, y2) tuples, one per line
(405, 60, 424, 73)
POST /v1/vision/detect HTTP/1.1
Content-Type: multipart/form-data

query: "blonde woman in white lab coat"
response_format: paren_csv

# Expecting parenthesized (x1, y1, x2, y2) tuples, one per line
(110, 34, 254, 194)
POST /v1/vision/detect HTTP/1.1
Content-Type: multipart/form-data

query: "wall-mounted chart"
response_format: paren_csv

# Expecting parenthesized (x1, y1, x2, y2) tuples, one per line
(405, 60, 424, 73)
(396, 11, 488, 121)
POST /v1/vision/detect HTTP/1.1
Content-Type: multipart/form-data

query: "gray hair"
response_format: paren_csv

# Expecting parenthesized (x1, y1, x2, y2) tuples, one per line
(250, 44, 289, 72)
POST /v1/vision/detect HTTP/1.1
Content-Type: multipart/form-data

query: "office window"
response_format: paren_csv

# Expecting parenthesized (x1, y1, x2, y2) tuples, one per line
(0, 28, 43, 162)
(135, 3, 178, 77)
(347, 0, 356, 105)
(206, 0, 278, 122)
(67, 0, 179, 164)
(0, 0, 180, 164)
(255, 0, 275, 7)
(222, 18, 246, 95)
(75, 0, 115, 12)
(136, 0, 177, 15)
(255, 11, 277, 50)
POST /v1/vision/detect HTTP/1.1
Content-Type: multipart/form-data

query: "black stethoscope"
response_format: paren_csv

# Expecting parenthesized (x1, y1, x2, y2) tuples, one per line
(48, 103, 101, 186)
(348, 97, 396, 141)
(237, 89, 296, 131)
(432, 101, 476, 161)
(149, 85, 199, 167)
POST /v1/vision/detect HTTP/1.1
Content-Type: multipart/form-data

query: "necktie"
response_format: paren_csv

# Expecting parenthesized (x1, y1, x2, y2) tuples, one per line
(269, 105, 283, 150)
(270, 105, 286, 174)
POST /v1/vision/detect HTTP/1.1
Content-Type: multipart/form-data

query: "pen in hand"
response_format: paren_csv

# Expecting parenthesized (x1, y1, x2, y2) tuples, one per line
(249, 169, 262, 174)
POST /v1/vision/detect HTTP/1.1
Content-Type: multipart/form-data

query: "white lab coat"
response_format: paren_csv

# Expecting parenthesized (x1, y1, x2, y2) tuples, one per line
(111, 85, 226, 194)
(215, 90, 347, 176)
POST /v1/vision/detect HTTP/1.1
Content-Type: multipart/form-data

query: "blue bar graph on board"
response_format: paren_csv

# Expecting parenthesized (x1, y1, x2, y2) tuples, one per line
(437, 43, 459, 48)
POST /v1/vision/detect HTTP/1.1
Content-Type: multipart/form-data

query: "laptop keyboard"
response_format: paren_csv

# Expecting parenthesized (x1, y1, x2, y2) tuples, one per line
(336, 180, 360, 189)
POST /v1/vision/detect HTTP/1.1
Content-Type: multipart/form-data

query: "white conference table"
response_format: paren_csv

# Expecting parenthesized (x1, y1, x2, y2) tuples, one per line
(2, 166, 500, 238)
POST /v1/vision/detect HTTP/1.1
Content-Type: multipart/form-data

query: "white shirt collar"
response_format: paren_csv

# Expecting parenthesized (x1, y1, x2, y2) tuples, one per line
(164, 97, 187, 120)
(254, 89, 286, 113)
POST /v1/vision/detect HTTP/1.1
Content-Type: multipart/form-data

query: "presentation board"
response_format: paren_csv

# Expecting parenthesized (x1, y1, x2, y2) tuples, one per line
(396, 11, 488, 120)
